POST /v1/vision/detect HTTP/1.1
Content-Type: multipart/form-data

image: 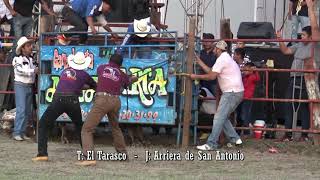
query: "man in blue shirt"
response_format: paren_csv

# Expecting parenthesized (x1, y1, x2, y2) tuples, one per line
(199, 33, 217, 95)
(58, 0, 117, 45)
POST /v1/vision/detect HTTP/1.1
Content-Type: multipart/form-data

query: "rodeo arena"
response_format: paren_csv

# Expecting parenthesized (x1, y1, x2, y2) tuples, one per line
(1, 0, 320, 179)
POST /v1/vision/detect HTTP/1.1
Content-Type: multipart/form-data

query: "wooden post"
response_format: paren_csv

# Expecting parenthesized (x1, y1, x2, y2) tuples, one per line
(220, 19, 232, 53)
(181, 17, 196, 149)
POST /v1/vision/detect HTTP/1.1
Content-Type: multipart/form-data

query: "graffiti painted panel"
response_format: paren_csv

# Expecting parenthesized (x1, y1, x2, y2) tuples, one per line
(39, 46, 176, 125)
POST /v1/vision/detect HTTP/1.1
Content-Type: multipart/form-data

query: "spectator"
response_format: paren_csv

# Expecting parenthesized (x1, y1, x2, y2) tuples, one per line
(3, 0, 55, 40)
(120, 18, 158, 59)
(289, 0, 310, 40)
(0, 0, 14, 37)
(277, 26, 313, 141)
(232, 41, 251, 63)
(198, 33, 217, 95)
(233, 48, 247, 68)
(58, 0, 118, 45)
(32, 52, 97, 162)
(236, 62, 260, 137)
(77, 54, 138, 166)
(190, 40, 243, 150)
(11, 36, 38, 141)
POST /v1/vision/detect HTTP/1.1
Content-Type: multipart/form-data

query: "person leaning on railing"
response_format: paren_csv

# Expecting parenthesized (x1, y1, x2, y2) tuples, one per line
(3, 0, 56, 44)
(277, 26, 313, 142)
(57, 0, 119, 45)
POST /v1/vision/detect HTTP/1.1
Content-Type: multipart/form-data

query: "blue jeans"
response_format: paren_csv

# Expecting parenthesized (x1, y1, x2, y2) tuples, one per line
(236, 100, 253, 135)
(13, 13, 33, 39)
(13, 13, 33, 56)
(291, 15, 310, 40)
(207, 92, 243, 148)
(13, 82, 33, 136)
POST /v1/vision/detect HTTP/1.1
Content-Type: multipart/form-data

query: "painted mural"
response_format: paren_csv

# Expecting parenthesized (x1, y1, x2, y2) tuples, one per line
(39, 46, 176, 125)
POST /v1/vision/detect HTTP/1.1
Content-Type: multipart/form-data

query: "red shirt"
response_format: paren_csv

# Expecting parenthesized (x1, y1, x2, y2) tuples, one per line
(96, 62, 131, 95)
(243, 72, 260, 98)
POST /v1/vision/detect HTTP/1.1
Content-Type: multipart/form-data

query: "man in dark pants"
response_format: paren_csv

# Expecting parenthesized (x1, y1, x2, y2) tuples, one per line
(77, 54, 138, 166)
(277, 26, 313, 141)
(32, 52, 96, 162)
(58, 0, 117, 45)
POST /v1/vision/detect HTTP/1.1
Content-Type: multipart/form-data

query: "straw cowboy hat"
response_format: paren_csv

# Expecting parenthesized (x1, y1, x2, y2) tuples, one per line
(16, 36, 33, 55)
(134, 19, 151, 38)
(67, 52, 91, 70)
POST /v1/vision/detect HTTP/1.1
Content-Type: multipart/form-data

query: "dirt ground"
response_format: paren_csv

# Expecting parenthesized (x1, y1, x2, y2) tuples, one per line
(0, 128, 320, 180)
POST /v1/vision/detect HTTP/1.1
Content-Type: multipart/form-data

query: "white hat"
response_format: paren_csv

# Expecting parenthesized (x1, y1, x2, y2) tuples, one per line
(16, 36, 33, 55)
(67, 52, 91, 70)
(215, 40, 228, 50)
(134, 19, 151, 38)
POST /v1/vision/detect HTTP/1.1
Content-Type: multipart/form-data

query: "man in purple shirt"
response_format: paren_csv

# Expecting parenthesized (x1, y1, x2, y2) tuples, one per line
(32, 52, 96, 162)
(77, 54, 138, 166)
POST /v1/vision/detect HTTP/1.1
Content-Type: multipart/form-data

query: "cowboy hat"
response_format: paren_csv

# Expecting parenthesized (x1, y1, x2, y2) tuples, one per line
(16, 36, 33, 55)
(67, 52, 91, 70)
(134, 19, 151, 38)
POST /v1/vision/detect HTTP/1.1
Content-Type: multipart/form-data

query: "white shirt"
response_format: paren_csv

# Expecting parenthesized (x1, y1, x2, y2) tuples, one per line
(211, 52, 244, 93)
(199, 87, 216, 114)
(0, 0, 14, 20)
(12, 55, 36, 84)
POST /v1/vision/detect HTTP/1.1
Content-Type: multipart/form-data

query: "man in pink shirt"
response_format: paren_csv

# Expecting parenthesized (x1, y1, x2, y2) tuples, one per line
(190, 40, 244, 150)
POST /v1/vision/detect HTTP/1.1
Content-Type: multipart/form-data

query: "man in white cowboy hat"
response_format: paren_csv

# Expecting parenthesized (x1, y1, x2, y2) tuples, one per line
(121, 18, 159, 45)
(189, 40, 244, 150)
(32, 51, 97, 162)
(12, 36, 38, 141)
(118, 18, 158, 58)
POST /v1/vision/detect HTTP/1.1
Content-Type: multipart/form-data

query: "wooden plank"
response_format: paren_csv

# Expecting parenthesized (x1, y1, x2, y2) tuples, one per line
(181, 17, 196, 149)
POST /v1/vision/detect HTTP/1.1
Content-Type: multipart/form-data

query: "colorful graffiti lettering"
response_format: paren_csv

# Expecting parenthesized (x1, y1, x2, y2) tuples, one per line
(45, 67, 167, 107)
(123, 67, 167, 107)
(53, 48, 95, 70)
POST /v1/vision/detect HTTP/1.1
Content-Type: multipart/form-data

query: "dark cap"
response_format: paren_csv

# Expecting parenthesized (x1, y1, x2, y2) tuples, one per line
(203, 33, 215, 39)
